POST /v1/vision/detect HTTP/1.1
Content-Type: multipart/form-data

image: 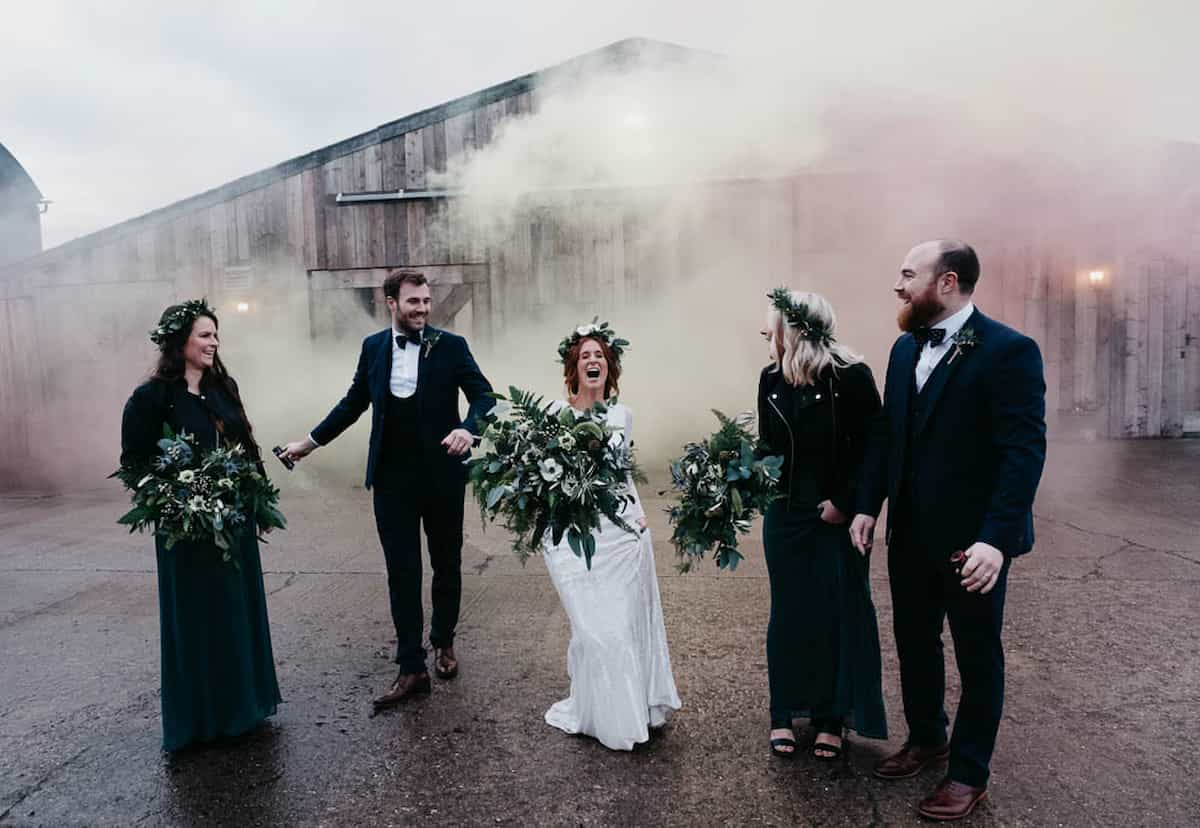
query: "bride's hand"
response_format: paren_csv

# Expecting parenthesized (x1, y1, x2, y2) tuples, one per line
(636, 517, 647, 530)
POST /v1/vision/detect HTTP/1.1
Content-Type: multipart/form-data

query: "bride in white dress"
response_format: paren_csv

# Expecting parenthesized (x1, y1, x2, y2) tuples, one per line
(541, 326, 681, 751)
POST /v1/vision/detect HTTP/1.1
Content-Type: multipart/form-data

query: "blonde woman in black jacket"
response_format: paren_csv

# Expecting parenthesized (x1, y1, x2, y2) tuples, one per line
(759, 288, 886, 760)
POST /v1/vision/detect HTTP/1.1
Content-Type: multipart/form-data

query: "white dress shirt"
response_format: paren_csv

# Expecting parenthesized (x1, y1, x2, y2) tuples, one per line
(390, 327, 421, 398)
(915, 302, 975, 392)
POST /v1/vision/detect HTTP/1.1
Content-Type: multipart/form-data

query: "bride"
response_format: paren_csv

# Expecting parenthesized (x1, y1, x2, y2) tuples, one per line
(541, 322, 681, 750)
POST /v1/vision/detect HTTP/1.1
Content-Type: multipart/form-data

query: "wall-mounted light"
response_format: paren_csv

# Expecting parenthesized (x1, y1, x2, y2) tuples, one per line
(236, 302, 250, 313)
(1088, 270, 1106, 285)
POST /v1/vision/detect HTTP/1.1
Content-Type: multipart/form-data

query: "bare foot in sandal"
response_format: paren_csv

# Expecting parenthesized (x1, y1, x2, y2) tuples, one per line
(813, 732, 843, 760)
(770, 728, 797, 758)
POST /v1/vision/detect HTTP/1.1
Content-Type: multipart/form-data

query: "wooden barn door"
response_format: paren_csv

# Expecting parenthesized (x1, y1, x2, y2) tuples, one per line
(1107, 252, 1198, 437)
(306, 264, 492, 346)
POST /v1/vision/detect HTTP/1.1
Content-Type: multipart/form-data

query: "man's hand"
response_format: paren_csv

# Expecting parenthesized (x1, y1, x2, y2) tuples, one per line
(849, 514, 876, 556)
(441, 428, 474, 457)
(280, 438, 317, 463)
(959, 541, 1005, 593)
(818, 499, 847, 526)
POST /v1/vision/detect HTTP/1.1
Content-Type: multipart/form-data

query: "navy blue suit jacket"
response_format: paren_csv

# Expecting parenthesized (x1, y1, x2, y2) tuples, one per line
(310, 327, 494, 490)
(857, 308, 1047, 557)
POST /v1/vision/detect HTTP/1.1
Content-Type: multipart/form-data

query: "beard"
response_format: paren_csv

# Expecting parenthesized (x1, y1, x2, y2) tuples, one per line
(395, 310, 427, 332)
(896, 290, 944, 332)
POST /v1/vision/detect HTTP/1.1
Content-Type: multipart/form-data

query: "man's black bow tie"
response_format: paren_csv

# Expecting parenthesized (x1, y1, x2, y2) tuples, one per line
(913, 327, 947, 347)
(396, 332, 422, 348)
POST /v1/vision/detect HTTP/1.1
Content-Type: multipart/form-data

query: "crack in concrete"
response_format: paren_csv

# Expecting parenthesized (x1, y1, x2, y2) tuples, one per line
(1035, 512, 1200, 566)
(0, 745, 88, 822)
(267, 570, 300, 596)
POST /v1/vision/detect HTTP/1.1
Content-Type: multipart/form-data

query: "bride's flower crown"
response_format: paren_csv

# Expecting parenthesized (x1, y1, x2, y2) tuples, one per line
(557, 318, 630, 365)
(768, 287, 835, 347)
(149, 299, 215, 348)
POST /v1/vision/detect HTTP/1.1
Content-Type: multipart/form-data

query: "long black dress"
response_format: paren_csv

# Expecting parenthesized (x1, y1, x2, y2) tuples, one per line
(120, 376, 281, 751)
(757, 360, 887, 739)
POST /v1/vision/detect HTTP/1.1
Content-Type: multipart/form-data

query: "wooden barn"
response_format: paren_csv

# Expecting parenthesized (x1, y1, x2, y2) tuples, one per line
(2, 38, 1199, 488)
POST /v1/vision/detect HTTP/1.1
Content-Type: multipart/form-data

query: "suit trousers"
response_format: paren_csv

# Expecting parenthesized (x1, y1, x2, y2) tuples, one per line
(372, 473, 466, 675)
(887, 510, 1010, 787)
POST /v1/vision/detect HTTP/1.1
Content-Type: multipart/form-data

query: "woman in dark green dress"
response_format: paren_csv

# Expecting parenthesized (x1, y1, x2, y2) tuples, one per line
(758, 288, 886, 760)
(120, 300, 281, 752)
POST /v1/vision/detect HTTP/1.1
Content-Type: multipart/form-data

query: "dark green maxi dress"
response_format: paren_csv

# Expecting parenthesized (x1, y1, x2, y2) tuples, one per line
(757, 361, 887, 739)
(121, 377, 282, 751)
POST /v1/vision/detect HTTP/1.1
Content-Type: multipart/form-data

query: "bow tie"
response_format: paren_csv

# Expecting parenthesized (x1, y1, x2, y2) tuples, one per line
(395, 332, 422, 349)
(913, 327, 946, 348)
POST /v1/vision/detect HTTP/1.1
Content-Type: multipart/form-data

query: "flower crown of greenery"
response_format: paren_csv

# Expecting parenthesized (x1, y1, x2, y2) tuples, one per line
(557, 317, 630, 365)
(767, 287, 835, 347)
(149, 299, 215, 348)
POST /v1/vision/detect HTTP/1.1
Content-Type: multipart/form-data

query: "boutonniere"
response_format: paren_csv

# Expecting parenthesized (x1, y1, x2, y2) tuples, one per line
(422, 329, 442, 359)
(948, 326, 979, 365)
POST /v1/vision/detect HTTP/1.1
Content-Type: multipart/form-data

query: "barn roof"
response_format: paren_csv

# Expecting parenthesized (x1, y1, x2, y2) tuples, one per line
(0, 141, 43, 202)
(16, 37, 702, 265)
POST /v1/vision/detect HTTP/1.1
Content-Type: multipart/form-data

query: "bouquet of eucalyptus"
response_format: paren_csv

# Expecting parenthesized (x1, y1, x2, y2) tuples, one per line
(111, 427, 286, 563)
(665, 410, 783, 572)
(469, 387, 641, 569)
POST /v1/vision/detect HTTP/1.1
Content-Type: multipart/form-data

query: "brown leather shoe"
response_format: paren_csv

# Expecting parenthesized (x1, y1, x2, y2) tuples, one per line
(434, 647, 459, 680)
(917, 778, 988, 821)
(873, 742, 951, 779)
(371, 671, 430, 709)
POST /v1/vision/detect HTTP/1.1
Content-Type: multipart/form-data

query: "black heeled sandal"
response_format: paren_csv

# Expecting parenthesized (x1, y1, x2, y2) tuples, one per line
(812, 730, 845, 761)
(770, 720, 797, 758)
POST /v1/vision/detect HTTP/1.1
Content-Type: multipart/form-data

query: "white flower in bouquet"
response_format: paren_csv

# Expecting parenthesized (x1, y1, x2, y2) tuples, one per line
(521, 448, 541, 465)
(539, 457, 564, 482)
(558, 433, 576, 452)
(218, 478, 234, 489)
(178, 469, 196, 483)
(187, 495, 207, 512)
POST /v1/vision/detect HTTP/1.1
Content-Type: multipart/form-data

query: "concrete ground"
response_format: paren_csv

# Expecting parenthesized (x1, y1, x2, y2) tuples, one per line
(1, 439, 1198, 827)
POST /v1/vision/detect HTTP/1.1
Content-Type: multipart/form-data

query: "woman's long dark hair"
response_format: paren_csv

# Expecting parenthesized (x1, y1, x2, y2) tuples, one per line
(152, 307, 262, 462)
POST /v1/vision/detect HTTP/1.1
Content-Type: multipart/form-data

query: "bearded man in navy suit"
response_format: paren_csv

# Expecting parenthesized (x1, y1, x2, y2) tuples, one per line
(282, 270, 494, 709)
(850, 240, 1046, 821)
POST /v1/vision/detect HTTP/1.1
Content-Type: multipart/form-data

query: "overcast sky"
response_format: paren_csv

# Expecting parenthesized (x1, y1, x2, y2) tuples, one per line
(4, 0, 1198, 249)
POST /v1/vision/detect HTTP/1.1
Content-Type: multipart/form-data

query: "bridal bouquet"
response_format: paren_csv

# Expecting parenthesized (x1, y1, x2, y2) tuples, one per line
(665, 410, 783, 572)
(111, 427, 286, 563)
(468, 387, 640, 569)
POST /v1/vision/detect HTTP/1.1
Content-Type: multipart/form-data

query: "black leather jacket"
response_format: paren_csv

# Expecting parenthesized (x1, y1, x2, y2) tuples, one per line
(757, 361, 882, 514)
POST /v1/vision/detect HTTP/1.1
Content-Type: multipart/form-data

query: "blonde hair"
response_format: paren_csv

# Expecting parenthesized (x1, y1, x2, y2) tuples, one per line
(766, 290, 862, 386)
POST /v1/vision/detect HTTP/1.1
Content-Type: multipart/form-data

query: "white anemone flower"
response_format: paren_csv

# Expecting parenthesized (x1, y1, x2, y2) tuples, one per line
(178, 470, 196, 483)
(538, 458, 564, 482)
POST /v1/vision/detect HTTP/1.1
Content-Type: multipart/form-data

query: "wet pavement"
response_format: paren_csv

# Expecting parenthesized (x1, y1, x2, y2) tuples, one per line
(1, 439, 1198, 827)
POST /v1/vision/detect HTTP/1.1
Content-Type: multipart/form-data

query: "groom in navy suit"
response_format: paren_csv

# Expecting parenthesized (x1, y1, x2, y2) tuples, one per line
(851, 240, 1046, 821)
(282, 270, 494, 708)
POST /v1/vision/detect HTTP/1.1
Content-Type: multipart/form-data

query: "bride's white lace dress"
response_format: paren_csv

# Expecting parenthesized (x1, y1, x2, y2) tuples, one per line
(541, 401, 681, 750)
